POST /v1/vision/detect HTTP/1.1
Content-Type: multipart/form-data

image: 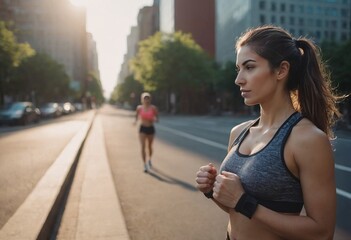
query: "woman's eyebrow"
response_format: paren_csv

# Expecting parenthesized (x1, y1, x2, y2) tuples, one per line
(242, 59, 256, 65)
(237, 59, 256, 67)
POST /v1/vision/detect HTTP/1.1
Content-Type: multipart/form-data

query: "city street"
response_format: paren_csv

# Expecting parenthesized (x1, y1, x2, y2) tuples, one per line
(58, 105, 351, 239)
(1, 105, 350, 239)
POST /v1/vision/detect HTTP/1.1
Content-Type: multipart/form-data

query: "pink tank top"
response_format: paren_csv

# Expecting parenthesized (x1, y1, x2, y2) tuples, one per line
(139, 107, 155, 121)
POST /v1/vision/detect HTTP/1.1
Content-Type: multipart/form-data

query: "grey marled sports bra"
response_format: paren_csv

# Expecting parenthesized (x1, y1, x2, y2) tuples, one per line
(220, 112, 304, 213)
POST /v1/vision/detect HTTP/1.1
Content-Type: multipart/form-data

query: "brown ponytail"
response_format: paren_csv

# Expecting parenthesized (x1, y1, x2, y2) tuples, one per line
(293, 39, 341, 138)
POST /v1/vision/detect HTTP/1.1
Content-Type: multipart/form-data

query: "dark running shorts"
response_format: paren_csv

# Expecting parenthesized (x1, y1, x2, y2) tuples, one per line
(139, 125, 155, 135)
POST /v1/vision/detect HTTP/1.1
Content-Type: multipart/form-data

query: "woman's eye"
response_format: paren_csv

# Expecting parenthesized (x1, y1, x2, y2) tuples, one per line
(246, 65, 254, 70)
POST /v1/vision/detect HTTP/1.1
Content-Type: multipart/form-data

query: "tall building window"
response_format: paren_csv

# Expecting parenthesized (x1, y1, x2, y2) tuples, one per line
(271, 2, 276, 11)
(306, 6, 313, 14)
(260, 15, 266, 24)
(259, 1, 266, 10)
(289, 17, 295, 25)
(280, 16, 285, 24)
(271, 15, 276, 24)
(299, 5, 304, 14)
(324, 31, 329, 39)
(331, 20, 338, 28)
(281, 3, 286, 12)
(290, 4, 295, 13)
(316, 19, 322, 27)
(298, 18, 304, 26)
(316, 31, 321, 39)
(341, 32, 348, 41)
(342, 21, 348, 29)
(341, 9, 348, 18)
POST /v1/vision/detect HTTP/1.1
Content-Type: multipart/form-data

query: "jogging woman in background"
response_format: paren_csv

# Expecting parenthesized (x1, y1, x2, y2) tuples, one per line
(196, 25, 343, 240)
(135, 92, 159, 173)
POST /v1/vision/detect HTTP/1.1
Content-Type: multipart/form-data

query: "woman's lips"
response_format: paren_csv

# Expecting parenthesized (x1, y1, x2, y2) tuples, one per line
(241, 90, 250, 98)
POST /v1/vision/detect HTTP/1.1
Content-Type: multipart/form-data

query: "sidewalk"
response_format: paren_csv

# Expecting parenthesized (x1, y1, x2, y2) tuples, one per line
(56, 115, 130, 239)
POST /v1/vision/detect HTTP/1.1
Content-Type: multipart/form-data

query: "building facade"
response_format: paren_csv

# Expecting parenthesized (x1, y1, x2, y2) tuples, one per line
(117, 26, 139, 84)
(0, 0, 88, 92)
(117, 0, 159, 85)
(138, 5, 159, 42)
(87, 32, 100, 80)
(159, 0, 215, 58)
(216, 0, 351, 64)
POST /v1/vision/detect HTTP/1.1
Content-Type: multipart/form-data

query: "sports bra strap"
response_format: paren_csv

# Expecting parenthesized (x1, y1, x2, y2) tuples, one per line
(229, 118, 259, 150)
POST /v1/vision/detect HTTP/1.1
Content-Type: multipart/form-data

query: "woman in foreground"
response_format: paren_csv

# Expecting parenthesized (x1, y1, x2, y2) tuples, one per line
(196, 25, 342, 240)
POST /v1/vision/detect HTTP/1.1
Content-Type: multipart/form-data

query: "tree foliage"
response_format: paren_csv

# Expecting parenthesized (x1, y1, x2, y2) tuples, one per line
(0, 21, 35, 105)
(321, 41, 351, 94)
(87, 72, 104, 105)
(130, 31, 215, 113)
(110, 75, 144, 109)
(11, 53, 71, 104)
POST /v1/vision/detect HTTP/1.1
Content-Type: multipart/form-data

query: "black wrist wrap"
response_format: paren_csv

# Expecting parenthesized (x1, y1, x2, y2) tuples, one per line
(203, 190, 214, 199)
(234, 193, 258, 219)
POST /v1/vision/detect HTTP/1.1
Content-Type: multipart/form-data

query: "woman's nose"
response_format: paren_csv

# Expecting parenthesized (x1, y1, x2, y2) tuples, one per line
(235, 73, 244, 86)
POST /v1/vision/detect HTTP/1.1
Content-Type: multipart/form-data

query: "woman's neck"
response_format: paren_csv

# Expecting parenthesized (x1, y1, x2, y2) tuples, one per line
(143, 103, 150, 107)
(258, 103, 295, 129)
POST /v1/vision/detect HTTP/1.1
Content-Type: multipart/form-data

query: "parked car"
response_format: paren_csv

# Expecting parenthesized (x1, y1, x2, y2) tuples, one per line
(0, 102, 41, 126)
(39, 102, 63, 118)
(59, 102, 76, 115)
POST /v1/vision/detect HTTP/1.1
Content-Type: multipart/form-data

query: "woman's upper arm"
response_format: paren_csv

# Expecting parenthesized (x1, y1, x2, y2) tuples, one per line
(135, 106, 141, 118)
(293, 125, 336, 235)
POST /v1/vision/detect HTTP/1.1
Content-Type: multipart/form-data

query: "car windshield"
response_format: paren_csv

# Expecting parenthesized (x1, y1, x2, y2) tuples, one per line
(8, 103, 26, 111)
(42, 103, 56, 108)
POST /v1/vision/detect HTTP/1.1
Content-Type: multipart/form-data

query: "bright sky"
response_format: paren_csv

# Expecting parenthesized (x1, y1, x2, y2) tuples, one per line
(71, 0, 154, 99)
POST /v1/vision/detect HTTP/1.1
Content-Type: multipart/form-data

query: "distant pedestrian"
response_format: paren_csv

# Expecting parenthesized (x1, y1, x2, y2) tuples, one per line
(134, 92, 159, 172)
(196, 25, 343, 240)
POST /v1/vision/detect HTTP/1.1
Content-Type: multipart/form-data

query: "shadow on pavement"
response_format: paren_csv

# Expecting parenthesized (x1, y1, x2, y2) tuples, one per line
(147, 167, 198, 192)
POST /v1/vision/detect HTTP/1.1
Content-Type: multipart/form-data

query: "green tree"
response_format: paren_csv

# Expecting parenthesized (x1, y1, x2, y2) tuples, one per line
(11, 53, 71, 104)
(215, 61, 245, 113)
(87, 72, 104, 106)
(0, 21, 35, 105)
(321, 41, 351, 94)
(110, 75, 144, 109)
(321, 41, 351, 121)
(130, 31, 215, 113)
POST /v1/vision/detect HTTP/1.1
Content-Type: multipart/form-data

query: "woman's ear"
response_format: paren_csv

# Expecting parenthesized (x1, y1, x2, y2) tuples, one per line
(277, 61, 290, 81)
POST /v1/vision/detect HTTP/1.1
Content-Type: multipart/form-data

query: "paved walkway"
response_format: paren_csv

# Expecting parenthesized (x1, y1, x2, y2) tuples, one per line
(56, 115, 130, 240)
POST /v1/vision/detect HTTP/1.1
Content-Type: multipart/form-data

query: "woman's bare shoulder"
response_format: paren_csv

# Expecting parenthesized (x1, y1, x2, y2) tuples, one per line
(292, 118, 330, 144)
(290, 118, 333, 166)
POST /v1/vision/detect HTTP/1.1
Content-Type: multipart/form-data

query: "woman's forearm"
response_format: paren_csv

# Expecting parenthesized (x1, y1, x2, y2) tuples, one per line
(252, 206, 334, 240)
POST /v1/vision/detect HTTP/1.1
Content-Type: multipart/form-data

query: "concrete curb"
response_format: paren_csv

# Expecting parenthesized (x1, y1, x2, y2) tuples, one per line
(0, 110, 96, 240)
